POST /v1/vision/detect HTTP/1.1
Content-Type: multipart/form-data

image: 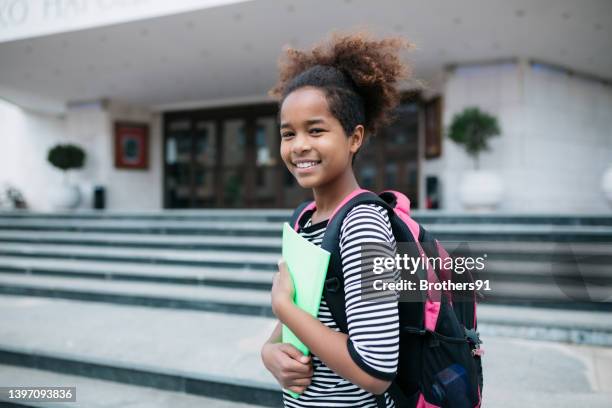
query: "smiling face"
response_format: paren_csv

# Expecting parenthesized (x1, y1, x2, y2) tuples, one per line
(280, 86, 363, 190)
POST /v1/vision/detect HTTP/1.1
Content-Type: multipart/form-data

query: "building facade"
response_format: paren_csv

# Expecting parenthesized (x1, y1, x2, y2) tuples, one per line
(1, 0, 611, 212)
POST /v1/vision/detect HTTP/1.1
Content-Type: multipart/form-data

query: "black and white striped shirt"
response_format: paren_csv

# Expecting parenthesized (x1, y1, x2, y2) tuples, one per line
(282, 203, 400, 408)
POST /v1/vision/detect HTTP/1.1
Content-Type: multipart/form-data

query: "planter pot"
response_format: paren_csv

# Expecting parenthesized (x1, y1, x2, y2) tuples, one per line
(459, 170, 503, 211)
(602, 165, 612, 206)
(51, 182, 81, 210)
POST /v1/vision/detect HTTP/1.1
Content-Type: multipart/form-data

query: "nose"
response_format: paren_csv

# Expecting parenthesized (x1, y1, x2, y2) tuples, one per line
(291, 132, 311, 155)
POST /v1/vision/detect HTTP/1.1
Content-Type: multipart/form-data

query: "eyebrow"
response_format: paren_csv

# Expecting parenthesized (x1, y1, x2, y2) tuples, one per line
(280, 118, 327, 129)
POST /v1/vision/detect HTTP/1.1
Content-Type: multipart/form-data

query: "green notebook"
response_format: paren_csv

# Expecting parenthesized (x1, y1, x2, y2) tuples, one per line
(280, 222, 331, 398)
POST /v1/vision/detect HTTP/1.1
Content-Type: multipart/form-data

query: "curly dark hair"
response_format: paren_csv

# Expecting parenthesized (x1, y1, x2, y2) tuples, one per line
(270, 32, 412, 137)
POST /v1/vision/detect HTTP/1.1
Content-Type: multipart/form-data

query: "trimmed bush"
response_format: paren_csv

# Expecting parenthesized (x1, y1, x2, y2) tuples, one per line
(47, 144, 86, 171)
(448, 107, 501, 169)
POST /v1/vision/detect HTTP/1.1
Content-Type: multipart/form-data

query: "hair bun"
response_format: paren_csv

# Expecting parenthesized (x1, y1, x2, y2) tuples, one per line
(270, 32, 413, 135)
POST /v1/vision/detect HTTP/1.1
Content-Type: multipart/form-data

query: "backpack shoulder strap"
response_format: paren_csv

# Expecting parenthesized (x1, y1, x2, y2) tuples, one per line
(289, 199, 315, 231)
(418, 224, 440, 258)
(418, 224, 434, 245)
(320, 191, 392, 334)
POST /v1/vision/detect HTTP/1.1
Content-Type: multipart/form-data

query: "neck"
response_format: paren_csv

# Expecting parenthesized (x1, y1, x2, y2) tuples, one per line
(312, 169, 360, 217)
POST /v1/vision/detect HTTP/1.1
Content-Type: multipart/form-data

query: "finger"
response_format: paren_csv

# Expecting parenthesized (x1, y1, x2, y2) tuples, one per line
(287, 377, 312, 386)
(279, 344, 310, 363)
(278, 350, 313, 376)
(278, 260, 291, 278)
(282, 359, 313, 377)
(284, 367, 313, 380)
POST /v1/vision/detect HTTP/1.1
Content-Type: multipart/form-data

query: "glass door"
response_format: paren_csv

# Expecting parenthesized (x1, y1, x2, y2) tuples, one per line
(253, 117, 282, 207)
(165, 119, 193, 208)
(354, 101, 420, 207)
(193, 120, 217, 207)
(164, 118, 218, 208)
(381, 103, 419, 205)
(163, 99, 423, 209)
(221, 119, 247, 207)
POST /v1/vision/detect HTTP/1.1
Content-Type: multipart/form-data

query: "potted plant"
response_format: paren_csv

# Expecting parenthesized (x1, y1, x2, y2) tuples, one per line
(47, 144, 86, 209)
(448, 107, 503, 210)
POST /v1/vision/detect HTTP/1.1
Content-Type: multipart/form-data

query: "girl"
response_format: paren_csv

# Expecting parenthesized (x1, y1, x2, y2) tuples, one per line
(261, 33, 411, 408)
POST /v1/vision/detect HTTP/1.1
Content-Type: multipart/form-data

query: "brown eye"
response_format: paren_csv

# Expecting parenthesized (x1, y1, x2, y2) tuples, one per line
(281, 132, 294, 139)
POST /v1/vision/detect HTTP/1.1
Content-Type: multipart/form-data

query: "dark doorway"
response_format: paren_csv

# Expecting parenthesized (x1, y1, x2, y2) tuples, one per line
(354, 100, 420, 207)
(163, 96, 422, 209)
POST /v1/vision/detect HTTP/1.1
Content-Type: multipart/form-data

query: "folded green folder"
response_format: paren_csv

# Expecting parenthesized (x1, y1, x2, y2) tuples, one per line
(280, 222, 331, 398)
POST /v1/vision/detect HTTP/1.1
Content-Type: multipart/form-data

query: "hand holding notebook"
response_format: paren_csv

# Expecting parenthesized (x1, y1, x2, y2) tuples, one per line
(279, 222, 330, 397)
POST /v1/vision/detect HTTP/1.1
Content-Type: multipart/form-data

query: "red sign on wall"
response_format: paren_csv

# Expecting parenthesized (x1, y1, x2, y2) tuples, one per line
(114, 122, 149, 170)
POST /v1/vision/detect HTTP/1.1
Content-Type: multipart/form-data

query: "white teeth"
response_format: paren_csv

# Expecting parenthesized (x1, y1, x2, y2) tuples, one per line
(296, 161, 318, 169)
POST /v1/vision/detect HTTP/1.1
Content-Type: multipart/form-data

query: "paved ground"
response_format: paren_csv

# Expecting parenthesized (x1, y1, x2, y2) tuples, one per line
(481, 337, 612, 407)
(0, 295, 610, 407)
(0, 364, 263, 408)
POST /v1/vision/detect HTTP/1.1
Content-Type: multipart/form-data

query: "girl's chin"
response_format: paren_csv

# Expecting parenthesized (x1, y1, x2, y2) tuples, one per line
(296, 179, 318, 189)
(294, 175, 323, 189)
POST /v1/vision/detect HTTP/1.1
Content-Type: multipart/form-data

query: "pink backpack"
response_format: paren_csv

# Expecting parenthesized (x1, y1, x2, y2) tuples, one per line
(290, 189, 483, 408)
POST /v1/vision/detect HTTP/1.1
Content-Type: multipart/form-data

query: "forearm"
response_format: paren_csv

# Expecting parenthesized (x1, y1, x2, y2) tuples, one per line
(276, 301, 390, 394)
(266, 321, 282, 344)
(261, 321, 281, 363)
(261, 321, 281, 370)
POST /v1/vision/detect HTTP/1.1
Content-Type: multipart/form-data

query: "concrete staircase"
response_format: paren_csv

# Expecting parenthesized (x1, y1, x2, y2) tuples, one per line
(0, 210, 610, 311)
(0, 209, 611, 407)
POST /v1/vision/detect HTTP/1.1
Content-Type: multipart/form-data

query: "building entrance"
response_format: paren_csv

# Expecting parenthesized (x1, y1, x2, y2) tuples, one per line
(163, 98, 421, 209)
(164, 104, 283, 208)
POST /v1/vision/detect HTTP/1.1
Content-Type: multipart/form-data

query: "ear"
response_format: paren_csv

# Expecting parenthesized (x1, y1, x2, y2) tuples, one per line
(348, 125, 365, 154)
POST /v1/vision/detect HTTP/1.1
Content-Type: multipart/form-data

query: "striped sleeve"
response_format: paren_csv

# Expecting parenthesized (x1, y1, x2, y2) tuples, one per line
(339, 204, 400, 381)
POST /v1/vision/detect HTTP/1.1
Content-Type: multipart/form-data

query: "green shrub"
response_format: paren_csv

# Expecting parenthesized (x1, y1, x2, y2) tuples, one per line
(47, 144, 86, 171)
(448, 107, 501, 169)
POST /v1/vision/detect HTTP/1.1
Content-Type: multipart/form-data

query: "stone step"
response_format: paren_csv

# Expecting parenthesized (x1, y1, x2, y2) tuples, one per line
(2, 210, 612, 227)
(0, 243, 278, 271)
(0, 255, 609, 313)
(2, 231, 612, 260)
(0, 271, 609, 314)
(452, 241, 612, 259)
(3, 218, 612, 241)
(426, 224, 612, 242)
(477, 279, 612, 310)
(0, 274, 272, 316)
(0, 256, 272, 290)
(0, 219, 281, 237)
(478, 260, 612, 285)
(417, 213, 612, 227)
(0, 209, 291, 222)
(476, 303, 612, 335)
(0, 253, 609, 294)
(0, 295, 281, 407)
(0, 235, 609, 278)
(0, 230, 280, 252)
(0, 364, 266, 408)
